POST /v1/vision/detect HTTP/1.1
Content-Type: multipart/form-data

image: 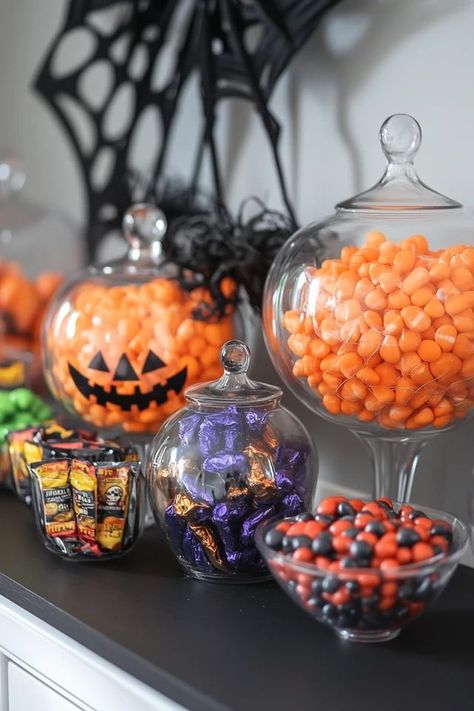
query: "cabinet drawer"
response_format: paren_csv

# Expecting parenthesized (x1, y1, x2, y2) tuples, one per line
(8, 662, 81, 711)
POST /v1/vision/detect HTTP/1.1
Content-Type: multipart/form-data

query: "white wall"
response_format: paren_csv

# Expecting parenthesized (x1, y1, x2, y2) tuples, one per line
(0, 0, 473, 539)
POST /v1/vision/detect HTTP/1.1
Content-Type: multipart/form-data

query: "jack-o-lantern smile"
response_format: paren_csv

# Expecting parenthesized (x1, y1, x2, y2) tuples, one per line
(68, 350, 187, 412)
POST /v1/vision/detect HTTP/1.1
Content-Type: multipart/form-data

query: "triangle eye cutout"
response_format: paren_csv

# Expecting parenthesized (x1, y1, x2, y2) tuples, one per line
(88, 352, 110, 373)
(142, 350, 166, 374)
(113, 354, 139, 381)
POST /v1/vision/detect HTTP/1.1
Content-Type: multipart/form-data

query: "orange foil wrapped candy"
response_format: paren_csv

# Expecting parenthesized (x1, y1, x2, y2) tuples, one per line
(42, 204, 236, 434)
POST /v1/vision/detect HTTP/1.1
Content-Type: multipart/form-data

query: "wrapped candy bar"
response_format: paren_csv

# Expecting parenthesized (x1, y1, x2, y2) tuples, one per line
(147, 340, 317, 582)
(7, 421, 138, 505)
(29, 457, 144, 561)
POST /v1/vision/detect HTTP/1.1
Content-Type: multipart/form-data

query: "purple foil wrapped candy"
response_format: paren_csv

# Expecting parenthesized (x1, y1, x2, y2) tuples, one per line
(211, 406, 241, 428)
(203, 452, 248, 476)
(181, 470, 216, 506)
(281, 492, 305, 517)
(182, 526, 214, 573)
(223, 424, 242, 452)
(275, 445, 306, 470)
(212, 498, 249, 552)
(179, 414, 201, 446)
(165, 503, 186, 552)
(226, 547, 263, 573)
(198, 418, 221, 457)
(173, 492, 211, 523)
(241, 505, 276, 546)
(274, 469, 294, 494)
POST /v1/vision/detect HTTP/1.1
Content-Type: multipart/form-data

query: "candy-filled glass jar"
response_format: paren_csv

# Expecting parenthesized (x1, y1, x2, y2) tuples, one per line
(147, 340, 317, 582)
(264, 114, 474, 501)
(42, 204, 239, 437)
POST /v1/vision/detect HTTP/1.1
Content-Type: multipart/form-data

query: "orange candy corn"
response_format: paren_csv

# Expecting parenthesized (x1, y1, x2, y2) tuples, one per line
(284, 233, 474, 429)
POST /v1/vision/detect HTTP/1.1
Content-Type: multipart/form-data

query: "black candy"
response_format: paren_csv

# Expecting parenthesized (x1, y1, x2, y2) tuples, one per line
(341, 527, 360, 539)
(409, 509, 427, 521)
(365, 521, 386, 537)
(312, 532, 333, 556)
(292, 535, 313, 550)
(322, 603, 338, 620)
(345, 580, 360, 594)
(396, 528, 421, 547)
(431, 523, 453, 540)
(314, 514, 334, 525)
(350, 540, 373, 559)
(336, 501, 355, 517)
(295, 512, 314, 522)
(264, 528, 285, 550)
(322, 575, 340, 593)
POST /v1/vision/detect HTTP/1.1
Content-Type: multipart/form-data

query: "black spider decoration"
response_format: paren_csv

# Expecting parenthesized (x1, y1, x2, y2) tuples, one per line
(35, 0, 340, 252)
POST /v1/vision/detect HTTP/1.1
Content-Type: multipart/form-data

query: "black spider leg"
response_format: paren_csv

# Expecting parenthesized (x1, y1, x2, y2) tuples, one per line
(194, 0, 224, 209)
(220, 0, 297, 228)
(252, 0, 293, 46)
(255, 0, 342, 96)
(145, 2, 203, 201)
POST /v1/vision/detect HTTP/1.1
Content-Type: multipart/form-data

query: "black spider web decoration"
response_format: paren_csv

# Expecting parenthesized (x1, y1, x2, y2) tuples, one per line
(35, 0, 340, 260)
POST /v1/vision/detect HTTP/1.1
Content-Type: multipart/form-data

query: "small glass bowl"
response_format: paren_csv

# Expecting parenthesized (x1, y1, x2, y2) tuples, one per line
(30, 462, 144, 562)
(256, 504, 468, 643)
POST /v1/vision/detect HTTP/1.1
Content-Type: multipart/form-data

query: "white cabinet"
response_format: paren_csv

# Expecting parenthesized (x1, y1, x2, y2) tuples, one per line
(8, 664, 80, 711)
(0, 596, 185, 711)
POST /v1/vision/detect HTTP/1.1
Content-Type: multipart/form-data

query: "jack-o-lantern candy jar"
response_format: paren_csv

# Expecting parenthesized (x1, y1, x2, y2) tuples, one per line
(42, 204, 238, 436)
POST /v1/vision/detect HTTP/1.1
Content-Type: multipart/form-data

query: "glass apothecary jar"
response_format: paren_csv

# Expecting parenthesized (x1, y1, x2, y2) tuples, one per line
(264, 114, 474, 501)
(147, 340, 317, 583)
(0, 155, 81, 389)
(42, 204, 239, 436)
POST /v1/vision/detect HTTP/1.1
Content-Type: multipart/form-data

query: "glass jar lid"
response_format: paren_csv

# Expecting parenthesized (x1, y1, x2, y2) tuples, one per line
(185, 340, 282, 408)
(91, 203, 170, 278)
(337, 114, 461, 212)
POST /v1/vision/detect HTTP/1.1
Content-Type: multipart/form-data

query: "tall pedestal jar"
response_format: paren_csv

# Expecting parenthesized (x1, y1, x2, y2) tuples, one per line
(264, 115, 474, 502)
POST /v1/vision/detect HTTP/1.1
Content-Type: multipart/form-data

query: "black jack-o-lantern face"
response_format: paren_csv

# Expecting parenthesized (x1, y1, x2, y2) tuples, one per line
(68, 349, 188, 412)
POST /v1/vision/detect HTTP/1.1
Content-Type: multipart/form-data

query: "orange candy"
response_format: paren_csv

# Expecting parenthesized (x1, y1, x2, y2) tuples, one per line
(283, 233, 474, 430)
(48, 278, 234, 431)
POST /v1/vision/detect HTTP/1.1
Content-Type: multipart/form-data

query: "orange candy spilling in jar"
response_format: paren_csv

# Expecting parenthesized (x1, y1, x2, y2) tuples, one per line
(284, 232, 474, 429)
(46, 277, 235, 433)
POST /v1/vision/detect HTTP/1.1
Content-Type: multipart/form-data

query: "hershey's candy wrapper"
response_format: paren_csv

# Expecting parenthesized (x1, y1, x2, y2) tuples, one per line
(241, 505, 276, 546)
(173, 492, 211, 523)
(182, 526, 214, 573)
(165, 503, 186, 552)
(203, 452, 247, 476)
(179, 414, 201, 446)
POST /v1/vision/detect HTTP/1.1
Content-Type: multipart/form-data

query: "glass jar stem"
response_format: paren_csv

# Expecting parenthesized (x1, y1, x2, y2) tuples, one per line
(355, 434, 428, 502)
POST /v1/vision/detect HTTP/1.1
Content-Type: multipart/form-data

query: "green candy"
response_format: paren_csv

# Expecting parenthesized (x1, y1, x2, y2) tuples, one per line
(8, 388, 35, 411)
(36, 405, 53, 421)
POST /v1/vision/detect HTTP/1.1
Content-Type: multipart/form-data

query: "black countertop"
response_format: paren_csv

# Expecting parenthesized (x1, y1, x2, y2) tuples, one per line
(0, 492, 473, 711)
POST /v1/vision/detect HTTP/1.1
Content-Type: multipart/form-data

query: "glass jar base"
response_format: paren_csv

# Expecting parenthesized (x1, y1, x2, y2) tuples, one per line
(335, 627, 400, 644)
(186, 568, 273, 585)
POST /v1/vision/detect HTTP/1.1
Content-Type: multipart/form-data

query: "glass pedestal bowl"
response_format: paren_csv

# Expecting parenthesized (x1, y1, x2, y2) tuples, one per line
(263, 114, 474, 500)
